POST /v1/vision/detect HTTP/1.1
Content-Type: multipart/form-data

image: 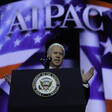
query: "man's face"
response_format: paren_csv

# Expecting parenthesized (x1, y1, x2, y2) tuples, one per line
(47, 45, 64, 68)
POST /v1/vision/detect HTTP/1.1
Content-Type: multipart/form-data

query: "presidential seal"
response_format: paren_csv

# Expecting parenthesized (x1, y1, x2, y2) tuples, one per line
(32, 72, 60, 97)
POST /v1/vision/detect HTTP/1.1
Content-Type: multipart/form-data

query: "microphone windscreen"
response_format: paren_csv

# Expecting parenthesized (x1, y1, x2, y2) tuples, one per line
(47, 57, 52, 62)
(40, 58, 43, 62)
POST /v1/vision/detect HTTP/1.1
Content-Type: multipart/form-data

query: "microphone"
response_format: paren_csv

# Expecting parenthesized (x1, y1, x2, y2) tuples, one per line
(40, 57, 52, 68)
(40, 58, 44, 66)
(45, 57, 52, 62)
(45, 57, 52, 69)
(40, 57, 52, 62)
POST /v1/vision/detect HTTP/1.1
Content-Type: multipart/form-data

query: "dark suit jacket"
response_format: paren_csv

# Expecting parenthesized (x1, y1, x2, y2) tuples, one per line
(83, 86, 90, 104)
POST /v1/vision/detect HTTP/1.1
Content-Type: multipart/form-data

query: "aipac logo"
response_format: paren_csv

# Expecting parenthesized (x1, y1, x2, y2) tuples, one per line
(32, 72, 60, 97)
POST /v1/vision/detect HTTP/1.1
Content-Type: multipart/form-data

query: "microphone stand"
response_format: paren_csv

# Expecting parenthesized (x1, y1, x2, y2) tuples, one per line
(40, 58, 52, 69)
(45, 60, 49, 69)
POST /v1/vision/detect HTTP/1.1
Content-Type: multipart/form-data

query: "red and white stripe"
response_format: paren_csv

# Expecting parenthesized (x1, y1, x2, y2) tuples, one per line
(0, 49, 39, 86)
(86, 1, 112, 112)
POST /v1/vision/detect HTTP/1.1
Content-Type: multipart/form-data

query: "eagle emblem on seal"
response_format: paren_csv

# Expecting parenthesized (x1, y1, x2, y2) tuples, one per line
(32, 72, 60, 97)
(40, 79, 53, 90)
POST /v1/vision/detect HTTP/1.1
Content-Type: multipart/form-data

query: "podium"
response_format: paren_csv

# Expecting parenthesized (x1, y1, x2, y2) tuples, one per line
(8, 68, 86, 112)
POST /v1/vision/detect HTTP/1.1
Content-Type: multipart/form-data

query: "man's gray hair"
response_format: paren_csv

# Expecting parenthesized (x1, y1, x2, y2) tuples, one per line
(47, 43, 65, 56)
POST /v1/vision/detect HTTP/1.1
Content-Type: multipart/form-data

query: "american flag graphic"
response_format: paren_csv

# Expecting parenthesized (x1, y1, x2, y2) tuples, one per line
(0, 0, 54, 111)
(0, 0, 112, 112)
(80, 0, 112, 112)
(101, 8, 112, 112)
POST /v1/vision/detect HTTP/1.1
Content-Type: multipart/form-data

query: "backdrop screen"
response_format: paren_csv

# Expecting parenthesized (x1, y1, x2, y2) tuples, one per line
(0, 0, 112, 112)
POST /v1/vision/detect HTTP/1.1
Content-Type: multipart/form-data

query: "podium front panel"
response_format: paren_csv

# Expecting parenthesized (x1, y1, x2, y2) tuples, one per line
(8, 68, 86, 112)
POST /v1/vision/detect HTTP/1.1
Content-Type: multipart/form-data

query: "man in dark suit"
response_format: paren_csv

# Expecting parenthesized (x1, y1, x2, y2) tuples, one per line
(46, 43, 94, 104)
(4, 43, 94, 104)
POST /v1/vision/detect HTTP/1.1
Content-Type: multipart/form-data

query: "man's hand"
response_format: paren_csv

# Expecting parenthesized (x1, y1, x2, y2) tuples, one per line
(4, 74, 11, 86)
(81, 66, 94, 84)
